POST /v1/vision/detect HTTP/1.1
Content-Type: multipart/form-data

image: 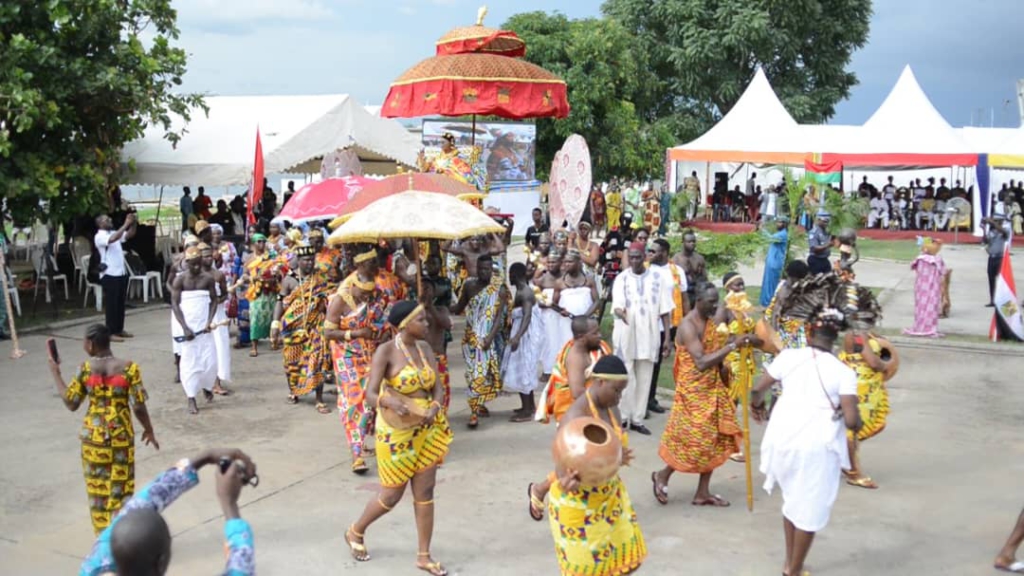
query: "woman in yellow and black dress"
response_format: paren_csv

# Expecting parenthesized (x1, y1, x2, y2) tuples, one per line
(48, 324, 159, 534)
(344, 301, 453, 576)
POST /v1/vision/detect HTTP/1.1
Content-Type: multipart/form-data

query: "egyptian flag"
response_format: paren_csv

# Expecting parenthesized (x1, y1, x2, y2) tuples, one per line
(247, 127, 265, 226)
(805, 158, 842, 185)
(990, 245, 1024, 342)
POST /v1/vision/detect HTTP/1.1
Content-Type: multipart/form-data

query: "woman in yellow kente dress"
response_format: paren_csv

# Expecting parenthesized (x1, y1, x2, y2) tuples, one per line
(47, 324, 159, 534)
(344, 301, 453, 576)
(549, 355, 646, 576)
(838, 331, 890, 489)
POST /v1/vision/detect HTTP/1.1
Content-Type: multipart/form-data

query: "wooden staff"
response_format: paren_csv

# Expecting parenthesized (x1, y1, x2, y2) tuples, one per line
(0, 247, 25, 359)
(740, 346, 754, 512)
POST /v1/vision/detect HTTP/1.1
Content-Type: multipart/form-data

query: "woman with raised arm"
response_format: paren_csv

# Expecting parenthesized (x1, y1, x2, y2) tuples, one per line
(48, 323, 159, 535)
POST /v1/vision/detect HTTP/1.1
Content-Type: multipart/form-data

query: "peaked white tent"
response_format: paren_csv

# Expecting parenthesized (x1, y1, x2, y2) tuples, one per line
(667, 68, 804, 165)
(121, 95, 420, 186)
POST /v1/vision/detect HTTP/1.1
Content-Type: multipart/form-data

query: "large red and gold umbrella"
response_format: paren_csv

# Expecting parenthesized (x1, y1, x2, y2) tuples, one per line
(382, 8, 569, 121)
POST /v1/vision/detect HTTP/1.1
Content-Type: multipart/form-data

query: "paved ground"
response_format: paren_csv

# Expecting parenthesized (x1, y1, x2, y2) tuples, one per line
(1, 246, 1023, 575)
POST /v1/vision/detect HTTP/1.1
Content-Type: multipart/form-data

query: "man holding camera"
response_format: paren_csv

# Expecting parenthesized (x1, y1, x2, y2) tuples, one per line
(94, 212, 137, 340)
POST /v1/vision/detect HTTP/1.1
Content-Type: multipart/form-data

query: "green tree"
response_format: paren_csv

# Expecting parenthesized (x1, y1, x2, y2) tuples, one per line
(504, 12, 676, 182)
(602, 0, 872, 140)
(0, 0, 205, 226)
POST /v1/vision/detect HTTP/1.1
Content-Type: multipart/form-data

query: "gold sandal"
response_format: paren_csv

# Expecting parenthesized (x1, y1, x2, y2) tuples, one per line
(351, 457, 369, 475)
(345, 525, 370, 561)
(417, 552, 447, 576)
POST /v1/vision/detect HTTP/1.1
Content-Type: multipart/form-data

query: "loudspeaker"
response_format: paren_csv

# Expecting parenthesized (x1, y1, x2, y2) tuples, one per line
(714, 172, 728, 194)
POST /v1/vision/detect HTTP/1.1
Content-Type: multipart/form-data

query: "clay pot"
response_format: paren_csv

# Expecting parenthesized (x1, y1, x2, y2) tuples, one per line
(754, 318, 783, 354)
(380, 391, 430, 430)
(552, 416, 622, 486)
(873, 336, 900, 382)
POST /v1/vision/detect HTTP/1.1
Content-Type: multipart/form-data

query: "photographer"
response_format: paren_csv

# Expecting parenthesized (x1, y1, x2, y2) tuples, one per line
(80, 448, 257, 576)
(94, 212, 137, 340)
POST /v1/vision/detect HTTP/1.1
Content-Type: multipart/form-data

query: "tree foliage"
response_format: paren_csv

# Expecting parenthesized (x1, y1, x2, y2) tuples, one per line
(504, 12, 676, 182)
(602, 0, 873, 137)
(0, 0, 205, 225)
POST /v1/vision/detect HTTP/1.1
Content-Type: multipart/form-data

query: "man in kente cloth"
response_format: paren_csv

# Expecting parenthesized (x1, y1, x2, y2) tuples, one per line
(271, 244, 332, 414)
(652, 282, 754, 507)
(170, 246, 219, 415)
(527, 316, 612, 521)
(418, 131, 483, 189)
(309, 228, 343, 285)
(452, 254, 508, 430)
(547, 355, 647, 576)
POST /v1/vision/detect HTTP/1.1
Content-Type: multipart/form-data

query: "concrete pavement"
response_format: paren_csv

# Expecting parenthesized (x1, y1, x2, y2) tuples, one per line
(2, 242, 1023, 575)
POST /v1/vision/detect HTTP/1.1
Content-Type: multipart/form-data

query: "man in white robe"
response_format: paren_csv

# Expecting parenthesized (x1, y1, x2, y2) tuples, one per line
(171, 247, 219, 415)
(611, 242, 673, 435)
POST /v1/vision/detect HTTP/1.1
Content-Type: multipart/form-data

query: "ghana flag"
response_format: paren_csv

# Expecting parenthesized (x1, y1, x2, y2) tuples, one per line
(804, 158, 843, 185)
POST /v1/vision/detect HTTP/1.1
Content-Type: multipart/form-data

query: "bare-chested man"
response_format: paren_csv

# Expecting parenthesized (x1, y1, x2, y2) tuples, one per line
(170, 247, 219, 414)
(553, 250, 599, 319)
(420, 280, 455, 414)
(167, 236, 200, 383)
(535, 251, 568, 378)
(674, 229, 707, 309)
(569, 219, 601, 274)
(200, 243, 232, 396)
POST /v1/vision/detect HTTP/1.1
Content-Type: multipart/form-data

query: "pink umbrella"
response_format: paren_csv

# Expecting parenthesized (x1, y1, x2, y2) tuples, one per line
(278, 176, 373, 223)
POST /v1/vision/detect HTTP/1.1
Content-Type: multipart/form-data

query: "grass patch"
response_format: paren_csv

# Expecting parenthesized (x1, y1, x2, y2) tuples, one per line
(853, 238, 919, 263)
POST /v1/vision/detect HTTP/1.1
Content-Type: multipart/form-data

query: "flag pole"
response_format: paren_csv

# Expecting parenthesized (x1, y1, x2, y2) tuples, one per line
(741, 347, 754, 512)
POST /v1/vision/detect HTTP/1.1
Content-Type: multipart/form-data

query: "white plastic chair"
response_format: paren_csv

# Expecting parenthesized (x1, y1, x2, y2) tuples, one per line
(4, 266, 21, 316)
(81, 255, 103, 311)
(126, 258, 162, 303)
(33, 250, 69, 303)
(71, 237, 92, 292)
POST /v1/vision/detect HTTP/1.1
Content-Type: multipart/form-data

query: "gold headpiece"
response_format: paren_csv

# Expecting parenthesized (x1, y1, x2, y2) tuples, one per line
(197, 242, 211, 252)
(294, 244, 317, 258)
(184, 246, 202, 260)
(353, 249, 377, 264)
(398, 304, 424, 331)
(193, 220, 210, 234)
(308, 229, 325, 238)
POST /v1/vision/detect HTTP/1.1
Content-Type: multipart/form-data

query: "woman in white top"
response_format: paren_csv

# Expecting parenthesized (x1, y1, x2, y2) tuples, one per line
(751, 308, 862, 576)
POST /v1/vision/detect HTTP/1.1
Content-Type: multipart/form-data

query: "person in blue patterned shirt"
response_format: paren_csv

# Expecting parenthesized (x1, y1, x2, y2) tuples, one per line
(80, 448, 257, 576)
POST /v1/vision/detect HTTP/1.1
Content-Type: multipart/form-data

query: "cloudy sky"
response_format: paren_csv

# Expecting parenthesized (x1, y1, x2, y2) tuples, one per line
(172, 0, 1023, 128)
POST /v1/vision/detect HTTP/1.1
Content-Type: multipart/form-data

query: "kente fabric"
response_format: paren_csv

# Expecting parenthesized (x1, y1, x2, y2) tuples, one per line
(332, 301, 379, 456)
(839, 347, 890, 442)
(658, 319, 741, 474)
(462, 276, 507, 414)
(537, 340, 612, 423)
(281, 272, 333, 397)
(375, 351, 453, 487)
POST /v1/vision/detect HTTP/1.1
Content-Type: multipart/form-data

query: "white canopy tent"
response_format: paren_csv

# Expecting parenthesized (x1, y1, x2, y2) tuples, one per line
(121, 94, 420, 186)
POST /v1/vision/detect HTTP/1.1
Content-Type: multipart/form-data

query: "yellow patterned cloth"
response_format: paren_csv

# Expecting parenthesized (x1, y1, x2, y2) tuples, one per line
(64, 361, 148, 534)
(839, 348, 890, 441)
(375, 362, 453, 488)
(281, 272, 333, 397)
(659, 320, 742, 473)
(724, 316, 757, 401)
(548, 475, 647, 576)
(462, 275, 507, 414)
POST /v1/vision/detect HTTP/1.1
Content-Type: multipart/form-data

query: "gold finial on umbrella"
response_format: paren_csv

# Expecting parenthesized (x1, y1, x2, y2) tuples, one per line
(476, 5, 488, 26)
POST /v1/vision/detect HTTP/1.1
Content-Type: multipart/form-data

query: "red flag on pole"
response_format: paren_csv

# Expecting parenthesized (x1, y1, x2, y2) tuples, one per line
(990, 244, 1024, 342)
(247, 127, 265, 225)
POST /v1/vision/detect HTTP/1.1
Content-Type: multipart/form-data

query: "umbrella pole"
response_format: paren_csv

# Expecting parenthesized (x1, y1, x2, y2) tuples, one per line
(471, 115, 476, 147)
(412, 239, 423, 299)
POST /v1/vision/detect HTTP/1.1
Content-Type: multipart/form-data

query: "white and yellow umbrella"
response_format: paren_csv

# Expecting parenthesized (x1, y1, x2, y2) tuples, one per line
(327, 190, 505, 245)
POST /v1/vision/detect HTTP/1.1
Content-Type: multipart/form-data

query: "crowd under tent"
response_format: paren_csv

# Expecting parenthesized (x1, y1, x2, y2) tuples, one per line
(665, 65, 1024, 236)
(120, 94, 421, 187)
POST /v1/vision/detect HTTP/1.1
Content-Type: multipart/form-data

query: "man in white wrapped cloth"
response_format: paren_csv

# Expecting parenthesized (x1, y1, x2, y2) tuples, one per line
(171, 246, 219, 415)
(502, 262, 545, 422)
(612, 241, 673, 436)
(200, 242, 232, 396)
(751, 307, 862, 576)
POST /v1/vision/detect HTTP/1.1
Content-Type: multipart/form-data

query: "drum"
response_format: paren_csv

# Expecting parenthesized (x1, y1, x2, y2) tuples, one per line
(754, 318, 783, 354)
(552, 417, 622, 486)
(379, 389, 431, 430)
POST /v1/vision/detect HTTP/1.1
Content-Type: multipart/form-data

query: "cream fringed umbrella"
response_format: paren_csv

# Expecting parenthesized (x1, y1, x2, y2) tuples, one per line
(327, 190, 504, 245)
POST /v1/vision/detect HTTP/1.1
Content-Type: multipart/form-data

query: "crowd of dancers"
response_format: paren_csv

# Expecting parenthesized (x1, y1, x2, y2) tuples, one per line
(51, 202, 911, 576)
